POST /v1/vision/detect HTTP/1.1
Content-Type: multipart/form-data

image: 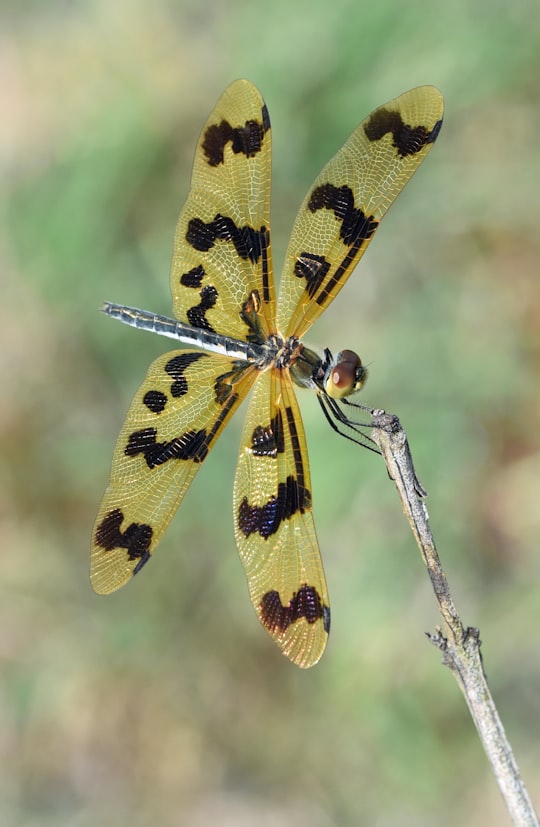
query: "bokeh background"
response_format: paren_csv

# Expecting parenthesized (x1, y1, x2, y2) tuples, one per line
(2, 1, 540, 825)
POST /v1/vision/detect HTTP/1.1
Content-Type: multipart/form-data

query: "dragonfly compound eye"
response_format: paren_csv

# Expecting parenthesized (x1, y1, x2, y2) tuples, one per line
(325, 350, 367, 399)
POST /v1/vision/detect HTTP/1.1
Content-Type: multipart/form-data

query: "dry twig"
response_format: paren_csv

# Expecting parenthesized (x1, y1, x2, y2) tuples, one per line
(369, 409, 539, 827)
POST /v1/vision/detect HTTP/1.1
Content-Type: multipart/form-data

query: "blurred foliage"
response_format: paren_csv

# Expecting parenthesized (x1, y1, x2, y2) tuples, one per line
(2, 0, 540, 825)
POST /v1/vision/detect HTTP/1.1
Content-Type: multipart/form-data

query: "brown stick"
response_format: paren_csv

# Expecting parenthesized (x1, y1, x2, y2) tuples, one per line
(370, 409, 539, 827)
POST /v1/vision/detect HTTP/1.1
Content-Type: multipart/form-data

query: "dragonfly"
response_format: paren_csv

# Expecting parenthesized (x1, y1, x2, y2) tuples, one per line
(91, 80, 443, 668)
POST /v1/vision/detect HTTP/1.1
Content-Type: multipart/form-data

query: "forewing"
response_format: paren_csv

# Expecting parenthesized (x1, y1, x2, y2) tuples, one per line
(233, 367, 330, 668)
(91, 351, 256, 594)
(277, 86, 443, 338)
(170, 79, 275, 342)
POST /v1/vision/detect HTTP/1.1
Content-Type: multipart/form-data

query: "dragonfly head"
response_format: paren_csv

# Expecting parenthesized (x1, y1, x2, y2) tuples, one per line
(323, 349, 367, 399)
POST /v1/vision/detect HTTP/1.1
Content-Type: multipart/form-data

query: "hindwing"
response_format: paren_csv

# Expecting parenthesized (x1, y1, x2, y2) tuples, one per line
(91, 351, 256, 594)
(170, 80, 275, 344)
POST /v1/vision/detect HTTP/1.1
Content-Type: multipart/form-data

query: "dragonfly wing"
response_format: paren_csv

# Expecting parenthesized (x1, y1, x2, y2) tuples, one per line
(170, 80, 276, 343)
(91, 351, 257, 594)
(277, 86, 443, 338)
(233, 366, 330, 667)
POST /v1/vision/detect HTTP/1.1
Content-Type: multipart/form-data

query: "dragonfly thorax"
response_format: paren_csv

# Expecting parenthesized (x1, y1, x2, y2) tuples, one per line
(257, 333, 302, 369)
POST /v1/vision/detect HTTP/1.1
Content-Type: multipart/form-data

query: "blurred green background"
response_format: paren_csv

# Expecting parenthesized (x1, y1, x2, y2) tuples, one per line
(2, 0, 540, 824)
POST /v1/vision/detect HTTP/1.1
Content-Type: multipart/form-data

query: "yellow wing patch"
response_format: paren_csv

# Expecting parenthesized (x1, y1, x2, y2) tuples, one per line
(233, 367, 329, 668)
(91, 350, 256, 594)
(276, 86, 443, 339)
(170, 79, 276, 344)
(93, 80, 443, 667)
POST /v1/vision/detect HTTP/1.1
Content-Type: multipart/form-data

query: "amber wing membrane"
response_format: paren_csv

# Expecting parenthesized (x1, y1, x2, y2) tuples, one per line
(276, 86, 443, 339)
(91, 351, 257, 594)
(233, 367, 330, 668)
(170, 79, 276, 343)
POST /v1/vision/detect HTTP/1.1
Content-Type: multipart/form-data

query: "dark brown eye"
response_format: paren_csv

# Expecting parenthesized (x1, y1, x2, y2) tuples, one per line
(325, 350, 367, 399)
(332, 360, 356, 390)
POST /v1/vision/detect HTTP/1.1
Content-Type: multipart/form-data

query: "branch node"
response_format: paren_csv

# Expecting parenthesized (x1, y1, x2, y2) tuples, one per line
(425, 627, 448, 651)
